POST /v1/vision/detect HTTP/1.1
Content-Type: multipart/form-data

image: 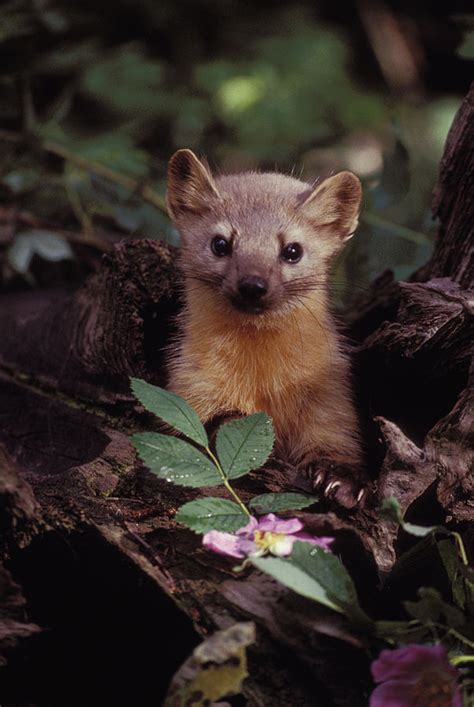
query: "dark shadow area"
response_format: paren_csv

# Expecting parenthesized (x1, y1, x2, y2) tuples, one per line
(355, 348, 468, 450)
(0, 526, 200, 707)
(142, 293, 182, 384)
(0, 379, 111, 477)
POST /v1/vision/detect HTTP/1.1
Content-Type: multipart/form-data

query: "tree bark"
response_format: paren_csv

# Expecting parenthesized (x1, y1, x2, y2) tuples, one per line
(0, 86, 473, 706)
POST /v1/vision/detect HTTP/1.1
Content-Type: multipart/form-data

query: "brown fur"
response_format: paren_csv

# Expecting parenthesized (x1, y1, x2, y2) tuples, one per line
(166, 149, 362, 465)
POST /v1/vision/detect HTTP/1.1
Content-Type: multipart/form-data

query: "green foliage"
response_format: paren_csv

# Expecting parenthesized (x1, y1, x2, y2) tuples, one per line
(437, 537, 474, 610)
(376, 583, 474, 651)
(379, 496, 440, 537)
(129, 376, 473, 683)
(130, 381, 274, 500)
(252, 554, 343, 613)
(132, 432, 220, 487)
(131, 377, 208, 447)
(455, 15, 474, 59)
(216, 413, 274, 480)
(404, 588, 465, 629)
(195, 24, 386, 163)
(290, 542, 361, 613)
(80, 45, 166, 114)
(176, 498, 248, 534)
(249, 492, 317, 514)
(130, 380, 275, 514)
(130, 379, 359, 620)
(0, 0, 459, 288)
(253, 541, 369, 621)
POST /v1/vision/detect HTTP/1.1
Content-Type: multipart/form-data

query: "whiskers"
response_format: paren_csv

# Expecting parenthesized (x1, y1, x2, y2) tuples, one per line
(283, 275, 370, 300)
(185, 269, 224, 288)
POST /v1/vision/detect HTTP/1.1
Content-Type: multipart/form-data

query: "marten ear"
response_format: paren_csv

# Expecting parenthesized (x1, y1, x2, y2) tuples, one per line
(299, 171, 362, 241)
(166, 149, 220, 219)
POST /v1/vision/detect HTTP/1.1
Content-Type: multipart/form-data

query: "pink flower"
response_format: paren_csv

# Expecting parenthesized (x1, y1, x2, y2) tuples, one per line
(202, 513, 334, 559)
(370, 644, 462, 707)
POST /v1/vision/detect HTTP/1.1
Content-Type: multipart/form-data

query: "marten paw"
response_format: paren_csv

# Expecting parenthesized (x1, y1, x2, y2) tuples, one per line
(306, 461, 371, 510)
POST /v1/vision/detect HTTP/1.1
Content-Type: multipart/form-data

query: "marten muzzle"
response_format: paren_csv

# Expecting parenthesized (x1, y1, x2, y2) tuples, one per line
(230, 275, 270, 314)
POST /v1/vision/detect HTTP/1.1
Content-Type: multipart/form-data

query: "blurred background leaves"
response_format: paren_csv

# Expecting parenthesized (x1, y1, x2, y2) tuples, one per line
(0, 0, 472, 301)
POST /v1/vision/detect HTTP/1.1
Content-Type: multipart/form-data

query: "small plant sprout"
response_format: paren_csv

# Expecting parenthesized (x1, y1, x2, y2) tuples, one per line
(130, 379, 365, 617)
(130, 378, 318, 534)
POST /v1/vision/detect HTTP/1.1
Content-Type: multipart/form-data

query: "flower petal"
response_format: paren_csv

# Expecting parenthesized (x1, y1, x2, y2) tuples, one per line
(370, 679, 418, 707)
(257, 513, 303, 534)
(452, 686, 463, 707)
(371, 645, 452, 683)
(203, 530, 249, 558)
(236, 516, 258, 537)
(293, 533, 334, 551)
(370, 644, 462, 707)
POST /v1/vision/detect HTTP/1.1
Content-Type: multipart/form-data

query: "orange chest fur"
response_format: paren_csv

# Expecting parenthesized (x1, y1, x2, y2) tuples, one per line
(178, 302, 334, 418)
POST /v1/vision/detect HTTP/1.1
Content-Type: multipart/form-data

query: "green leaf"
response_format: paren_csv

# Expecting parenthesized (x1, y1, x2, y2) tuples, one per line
(404, 588, 464, 629)
(375, 620, 429, 644)
(401, 521, 439, 537)
(457, 30, 474, 59)
(132, 432, 220, 487)
(249, 492, 317, 514)
(252, 555, 342, 613)
(216, 413, 274, 480)
(130, 378, 208, 448)
(437, 535, 474, 611)
(176, 498, 248, 533)
(290, 542, 365, 619)
(379, 496, 440, 537)
(254, 542, 372, 625)
(437, 537, 461, 600)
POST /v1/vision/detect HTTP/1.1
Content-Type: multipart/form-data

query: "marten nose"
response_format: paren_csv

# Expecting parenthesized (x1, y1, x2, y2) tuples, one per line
(238, 276, 268, 301)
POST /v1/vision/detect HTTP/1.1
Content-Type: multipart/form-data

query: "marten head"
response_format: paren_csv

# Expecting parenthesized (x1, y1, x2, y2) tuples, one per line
(166, 149, 361, 320)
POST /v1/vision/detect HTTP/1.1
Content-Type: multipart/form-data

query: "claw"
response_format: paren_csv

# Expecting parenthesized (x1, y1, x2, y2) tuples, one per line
(314, 471, 325, 487)
(357, 488, 365, 503)
(325, 479, 341, 495)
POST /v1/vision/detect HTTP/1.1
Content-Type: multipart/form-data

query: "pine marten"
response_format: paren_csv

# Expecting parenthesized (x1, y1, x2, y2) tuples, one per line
(165, 149, 366, 506)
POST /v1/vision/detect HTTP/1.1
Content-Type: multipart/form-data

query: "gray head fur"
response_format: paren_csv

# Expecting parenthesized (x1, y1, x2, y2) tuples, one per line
(166, 149, 362, 318)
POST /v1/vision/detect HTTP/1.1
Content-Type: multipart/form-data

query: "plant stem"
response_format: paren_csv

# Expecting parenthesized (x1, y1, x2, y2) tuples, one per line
(0, 130, 169, 216)
(206, 447, 251, 517)
(451, 655, 474, 666)
(44, 140, 168, 215)
(452, 532, 469, 566)
(432, 624, 474, 650)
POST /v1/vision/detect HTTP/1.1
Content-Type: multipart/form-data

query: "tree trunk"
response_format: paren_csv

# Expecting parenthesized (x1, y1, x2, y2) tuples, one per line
(0, 86, 472, 706)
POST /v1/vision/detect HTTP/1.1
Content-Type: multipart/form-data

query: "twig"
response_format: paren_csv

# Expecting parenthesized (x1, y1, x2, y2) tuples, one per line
(0, 129, 168, 215)
(43, 139, 168, 215)
(15, 209, 112, 253)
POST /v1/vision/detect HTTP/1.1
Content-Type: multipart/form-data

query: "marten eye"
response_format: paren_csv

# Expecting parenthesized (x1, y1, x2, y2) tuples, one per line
(211, 235, 232, 257)
(281, 242, 303, 263)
